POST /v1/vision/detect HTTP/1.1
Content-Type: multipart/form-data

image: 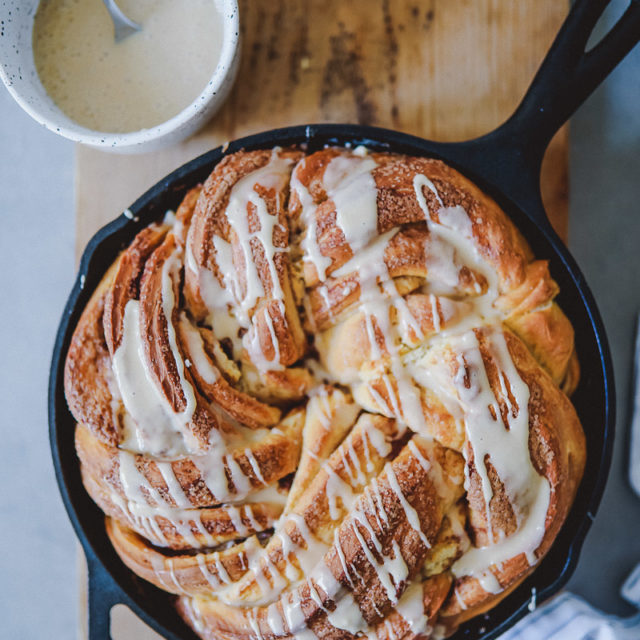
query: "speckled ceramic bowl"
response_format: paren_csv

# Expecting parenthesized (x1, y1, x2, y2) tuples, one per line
(0, 0, 240, 153)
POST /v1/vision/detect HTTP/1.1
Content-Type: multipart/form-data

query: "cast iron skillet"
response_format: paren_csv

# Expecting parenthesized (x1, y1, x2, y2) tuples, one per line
(49, 1, 640, 639)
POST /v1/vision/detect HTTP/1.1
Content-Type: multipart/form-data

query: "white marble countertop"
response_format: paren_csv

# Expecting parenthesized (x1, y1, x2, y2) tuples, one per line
(1, 3, 640, 637)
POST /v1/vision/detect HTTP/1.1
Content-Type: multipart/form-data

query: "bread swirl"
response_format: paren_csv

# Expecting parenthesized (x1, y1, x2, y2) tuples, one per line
(64, 146, 585, 639)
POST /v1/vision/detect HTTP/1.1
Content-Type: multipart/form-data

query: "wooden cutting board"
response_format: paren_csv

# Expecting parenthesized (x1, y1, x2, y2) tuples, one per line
(75, 1, 569, 637)
(76, 0, 569, 257)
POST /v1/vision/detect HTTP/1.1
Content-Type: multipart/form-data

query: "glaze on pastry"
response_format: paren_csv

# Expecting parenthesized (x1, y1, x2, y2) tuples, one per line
(64, 146, 585, 639)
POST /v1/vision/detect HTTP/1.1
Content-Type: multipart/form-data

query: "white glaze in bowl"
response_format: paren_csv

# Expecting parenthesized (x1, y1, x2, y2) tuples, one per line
(0, 0, 240, 153)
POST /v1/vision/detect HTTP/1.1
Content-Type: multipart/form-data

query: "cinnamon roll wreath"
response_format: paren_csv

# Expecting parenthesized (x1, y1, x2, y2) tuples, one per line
(65, 147, 585, 639)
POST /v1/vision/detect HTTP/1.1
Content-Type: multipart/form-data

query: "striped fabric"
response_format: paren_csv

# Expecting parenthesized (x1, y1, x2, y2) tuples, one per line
(500, 564, 640, 639)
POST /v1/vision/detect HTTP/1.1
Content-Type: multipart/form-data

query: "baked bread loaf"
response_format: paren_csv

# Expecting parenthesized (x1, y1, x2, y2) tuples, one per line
(64, 146, 585, 639)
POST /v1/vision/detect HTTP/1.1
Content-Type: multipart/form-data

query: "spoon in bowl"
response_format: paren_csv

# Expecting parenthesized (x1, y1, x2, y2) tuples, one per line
(102, 0, 141, 42)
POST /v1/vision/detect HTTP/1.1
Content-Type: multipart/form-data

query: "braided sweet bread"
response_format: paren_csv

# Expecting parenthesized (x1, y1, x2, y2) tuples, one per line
(64, 146, 585, 639)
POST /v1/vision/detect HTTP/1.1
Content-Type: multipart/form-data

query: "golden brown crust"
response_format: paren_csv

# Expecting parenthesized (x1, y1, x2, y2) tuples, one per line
(177, 437, 464, 639)
(103, 222, 169, 355)
(372, 573, 453, 640)
(185, 149, 307, 369)
(107, 517, 260, 596)
(64, 147, 585, 640)
(437, 328, 585, 625)
(64, 261, 121, 447)
(75, 410, 304, 511)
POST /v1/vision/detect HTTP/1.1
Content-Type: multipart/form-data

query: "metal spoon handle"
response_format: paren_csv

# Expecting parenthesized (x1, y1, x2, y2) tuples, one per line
(102, 0, 141, 42)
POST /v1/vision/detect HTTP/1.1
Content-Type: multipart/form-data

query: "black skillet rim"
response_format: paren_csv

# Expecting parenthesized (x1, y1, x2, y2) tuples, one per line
(49, 123, 615, 640)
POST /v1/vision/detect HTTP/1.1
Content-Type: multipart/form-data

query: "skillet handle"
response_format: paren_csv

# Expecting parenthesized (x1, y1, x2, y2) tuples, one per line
(507, 0, 640, 159)
(87, 552, 131, 640)
(446, 0, 640, 226)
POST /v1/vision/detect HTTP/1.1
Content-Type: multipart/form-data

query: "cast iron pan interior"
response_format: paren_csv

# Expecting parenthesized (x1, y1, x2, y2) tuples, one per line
(49, 1, 640, 638)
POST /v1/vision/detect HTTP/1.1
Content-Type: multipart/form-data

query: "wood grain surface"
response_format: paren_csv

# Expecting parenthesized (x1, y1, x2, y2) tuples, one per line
(76, 0, 569, 260)
(76, 2, 569, 638)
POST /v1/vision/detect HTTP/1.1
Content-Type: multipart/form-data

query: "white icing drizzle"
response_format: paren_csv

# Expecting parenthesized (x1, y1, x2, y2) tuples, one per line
(218, 204, 261, 321)
(227, 454, 253, 495)
(326, 590, 367, 635)
(317, 284, 332, 312)
(211, 305, 244, 358)
(102, 360, 123, 434)
(159, 247, 199, 444)
(413, 173, 500, 305)
(162, 210, 176, 226)
(113, 243, 223, 457)
(249, 551, 288, 605)
(440, 328, 551, 585)
(246, 301, 286, 373)
(228, 156, 292, 306)
(236, 509, 327, 608)
(331, 230, 428, 435)
(407, 440, 431, 474)
(214, 552, 233, 584)
(333, 529, 356, 589)
(178, 317, 220, 384)
(430, 294, 441, 332)
(414, 174, 444, 210)
(156, 462, 190, 508)
(242, 512, 329, 604)
(109, 483, 169, 546)
(113, 301, 184, 456)
(312, 562, 340, 598)
(307, 580, 331, 617)
(350, 503, 407, 604)
(394, 292, 425, 347)
(186, 598, 206, 634)
(294, 150, 379, 283)
(364, 422, 392, 459)
(118, 450, 154, 504)
(285, 513, 329, 574)
(197, 553, 224, 589)
(210, 235, 240, 308)
(265, 603, 285, 636)
(384, 463, 431, 549)
(290, 162, 333, 283)
(116, 452, 232, 549)
(191, 449, 230, 501)
(340, 438, 366, 488)
(189, 443, 279, 506)
(364, 484, 386, 535)
(322, 153, 378, 255)
(323, 461, 354, 520)
(247, 608, 266, 640)
(281, 590, 316, 640)
(454, 587, 468, 610)
(476, 569, 502, 594)
(395, 580, 429, 635)
(225, 504, 250, 537)
(186, 152, 294, 373)
(149, 554, 174, 592)
(243, 504, 263, 532)
(167, 558, 188, 595)
(282, 560, 367, 637)
(369, 478, 389, 528)
(245, 449, 267, 486)
(384, 620, 398, 640)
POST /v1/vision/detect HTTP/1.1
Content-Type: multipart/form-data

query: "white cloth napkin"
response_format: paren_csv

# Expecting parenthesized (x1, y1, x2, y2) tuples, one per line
(500, 564, 640, 640)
